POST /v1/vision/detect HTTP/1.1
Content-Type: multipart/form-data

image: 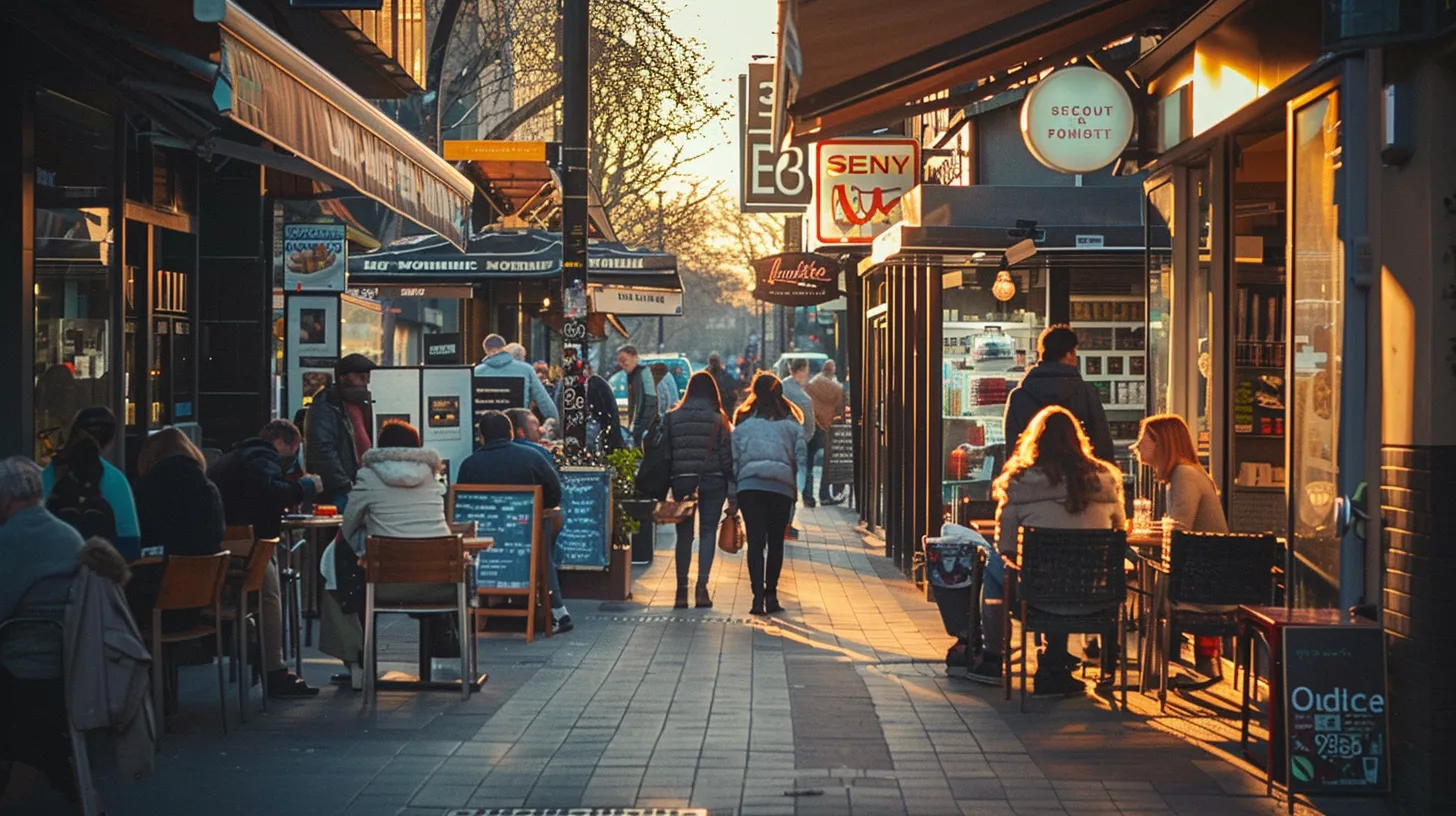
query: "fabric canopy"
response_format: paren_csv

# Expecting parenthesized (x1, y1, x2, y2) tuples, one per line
(775, 0, 1168, 144)
(348, 229, 680, 290)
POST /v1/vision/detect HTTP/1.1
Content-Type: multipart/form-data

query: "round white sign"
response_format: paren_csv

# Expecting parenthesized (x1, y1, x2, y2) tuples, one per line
(1020, 66, 1135, 174)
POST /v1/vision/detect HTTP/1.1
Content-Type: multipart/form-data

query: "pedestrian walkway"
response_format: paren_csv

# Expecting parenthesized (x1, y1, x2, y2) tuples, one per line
(3, 507, 1390, 816)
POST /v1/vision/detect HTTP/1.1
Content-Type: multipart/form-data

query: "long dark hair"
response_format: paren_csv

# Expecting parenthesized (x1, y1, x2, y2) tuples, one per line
(993, 406, 1104, 514)
(733, 372, 802, 426)
(673, 371, 728, 422)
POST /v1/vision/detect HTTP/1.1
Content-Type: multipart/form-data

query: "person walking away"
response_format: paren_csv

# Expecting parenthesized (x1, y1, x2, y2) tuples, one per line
(617, 345, 657, 447)
(1133, 414, 1230, 679)
(458, 412, 573, 634)
(707, 352, 739, 410)
(664, 372, 736, 609)
(779, 359, 815, 535)
(650, 362, 679, 418)
(326, 422, 454, 689)
(803, 359, 846, 506)
(0, 456, 89, 800)
(208, 419, 323, 695)
(42, 406, 141, 561)
(993, 406, 1125, 696)
(129, 428, 226, 644)
(732, 373, 807, 616)
(474, 334, 558, 422)
(305, 354, 377, 510)
(557, 359, 625, 453)
(1004, 325, 1115, 464)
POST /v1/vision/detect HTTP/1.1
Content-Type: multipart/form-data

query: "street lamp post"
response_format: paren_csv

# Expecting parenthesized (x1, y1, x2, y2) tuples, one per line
(559, 0, 589, 451)
(656, 190, 665, 352)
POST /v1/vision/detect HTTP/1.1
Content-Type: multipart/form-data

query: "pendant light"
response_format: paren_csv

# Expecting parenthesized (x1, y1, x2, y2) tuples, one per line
(992, 267, 1016, 302)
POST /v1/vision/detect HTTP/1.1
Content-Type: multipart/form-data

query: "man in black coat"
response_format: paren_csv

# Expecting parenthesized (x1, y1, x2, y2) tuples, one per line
(304, 354, 376, 509)
(1003, 325, 1116, 463)
(457, 411, 570, 633)
(208, 419, 321, 697)
(706, 352, 739, 410)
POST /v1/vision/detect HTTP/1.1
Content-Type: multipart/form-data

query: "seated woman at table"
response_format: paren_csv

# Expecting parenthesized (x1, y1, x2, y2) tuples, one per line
(322, 421, 452, 689)
(994, 405, 1125, 697)
(128, 427, 226, 627)
(1133, 413, 1230, 678)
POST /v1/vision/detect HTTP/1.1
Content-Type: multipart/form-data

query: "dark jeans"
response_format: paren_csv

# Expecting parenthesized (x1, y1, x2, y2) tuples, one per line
(672, 476, 727, 588)
(804, 428, 828, 501)
(738, 489, 793, 597)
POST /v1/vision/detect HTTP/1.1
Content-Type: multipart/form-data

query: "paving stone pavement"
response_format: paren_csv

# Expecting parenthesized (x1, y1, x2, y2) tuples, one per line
(2, 505, 1391, 816)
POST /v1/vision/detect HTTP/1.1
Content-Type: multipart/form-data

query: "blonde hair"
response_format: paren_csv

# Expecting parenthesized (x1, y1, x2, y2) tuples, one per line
(992, 406, 1103, 514)
(1139, 414, 1202, 482)
(137, 427, 207, 476)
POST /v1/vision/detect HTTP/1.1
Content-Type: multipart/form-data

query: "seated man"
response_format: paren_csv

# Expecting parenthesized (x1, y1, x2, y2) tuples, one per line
(0, 456, 86, 796)
(458, 411, 572, 634)
(208, 420, 322, 697)
(505, 407, 551, 456)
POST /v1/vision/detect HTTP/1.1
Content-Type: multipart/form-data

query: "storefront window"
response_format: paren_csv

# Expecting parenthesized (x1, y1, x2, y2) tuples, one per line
(1147, 182, 1175, 418)
(1191, 168, 1215, 465)
(1289, 90, 1343, 607)
(941, 264, 1047, 522)
(33, 90, 115, 463)
(339, 293, 462, 366)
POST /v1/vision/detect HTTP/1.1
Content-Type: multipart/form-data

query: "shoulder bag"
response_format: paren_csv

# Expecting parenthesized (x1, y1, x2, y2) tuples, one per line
(652, 418, 721, 524)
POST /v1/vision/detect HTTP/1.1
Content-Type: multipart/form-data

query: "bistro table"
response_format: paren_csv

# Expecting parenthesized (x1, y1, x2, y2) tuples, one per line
(277, 515, 342, 670)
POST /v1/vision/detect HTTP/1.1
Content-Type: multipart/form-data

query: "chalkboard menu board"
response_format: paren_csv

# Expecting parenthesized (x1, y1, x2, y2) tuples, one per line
(473, 376, 526, 421)
(450, 486, 540, 590)
(558, 467, 612, 570)
(1282, 625, 1390, 797)
(822, 423, 855, 484)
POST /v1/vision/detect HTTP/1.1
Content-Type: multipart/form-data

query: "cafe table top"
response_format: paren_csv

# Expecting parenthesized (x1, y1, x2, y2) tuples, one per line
(279, 514, 343, 529)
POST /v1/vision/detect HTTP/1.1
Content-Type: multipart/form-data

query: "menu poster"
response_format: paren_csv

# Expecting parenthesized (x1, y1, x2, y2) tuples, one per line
(1282, 626, 1390, 797)
(428, 396, 461, 440)
(450, 486, 540, 591)
(557, 467, 612, 570)
(823, 424, 855, 485)
(473, 376, 526, 426)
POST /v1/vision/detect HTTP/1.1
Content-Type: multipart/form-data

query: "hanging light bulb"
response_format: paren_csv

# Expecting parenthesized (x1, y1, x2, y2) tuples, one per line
(992, 268, 1016, 302)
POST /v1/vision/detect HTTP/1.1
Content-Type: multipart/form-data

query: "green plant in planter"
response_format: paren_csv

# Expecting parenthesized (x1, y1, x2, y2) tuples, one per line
(605, 447, 645, 544)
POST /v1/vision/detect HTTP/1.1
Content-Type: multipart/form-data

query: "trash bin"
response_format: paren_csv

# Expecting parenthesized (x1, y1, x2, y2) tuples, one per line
(925, 535, 986, 674)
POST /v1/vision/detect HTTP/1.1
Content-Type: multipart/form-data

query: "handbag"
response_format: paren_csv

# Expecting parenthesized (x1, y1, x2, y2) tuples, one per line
(634, 415, 672, 500)
(717, 510, 745, 554)
(651, 418, 721, 524)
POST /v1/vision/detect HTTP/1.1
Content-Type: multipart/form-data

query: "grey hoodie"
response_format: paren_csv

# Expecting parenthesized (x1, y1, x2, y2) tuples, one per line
(732, 416, 807, 499)
(1003, 361, 1115, 463)
(994, 463, 1126, 555)
(474, 351, 559, 420)
(781, 376, 816, 441)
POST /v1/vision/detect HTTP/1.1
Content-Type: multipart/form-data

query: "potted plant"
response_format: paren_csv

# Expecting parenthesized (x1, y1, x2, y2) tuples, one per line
(606, 447, 657, 564)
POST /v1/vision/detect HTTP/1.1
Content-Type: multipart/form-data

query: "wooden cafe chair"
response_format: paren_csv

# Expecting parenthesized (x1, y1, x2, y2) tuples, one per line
(220, 536, 279, 722)
(144, 551, 232, 739)
(361, 536, 475, 706)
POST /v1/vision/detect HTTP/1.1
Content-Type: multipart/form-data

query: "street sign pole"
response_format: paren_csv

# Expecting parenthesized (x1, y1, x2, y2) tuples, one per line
(560, 0, 589, 451)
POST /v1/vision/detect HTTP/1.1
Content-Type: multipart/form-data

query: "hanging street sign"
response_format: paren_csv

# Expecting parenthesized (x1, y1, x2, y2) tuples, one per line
(1020, 66, 1135, 174)
(812, 138, 919, 247)
(740, 62, 813, 212)
(751, 252, 840, 306)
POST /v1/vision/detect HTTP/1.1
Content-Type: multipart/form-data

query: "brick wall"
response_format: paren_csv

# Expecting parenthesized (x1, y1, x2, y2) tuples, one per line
(1380, 445, 1456, 814)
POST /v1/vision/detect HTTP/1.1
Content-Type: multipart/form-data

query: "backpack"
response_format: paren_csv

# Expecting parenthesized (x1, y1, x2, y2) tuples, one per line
(47, 449, 118, 543)
(634, 415, 672, 500)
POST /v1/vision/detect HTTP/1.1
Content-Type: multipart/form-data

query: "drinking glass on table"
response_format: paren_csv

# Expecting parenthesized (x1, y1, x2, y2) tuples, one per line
(1132, 498, 1153, 534)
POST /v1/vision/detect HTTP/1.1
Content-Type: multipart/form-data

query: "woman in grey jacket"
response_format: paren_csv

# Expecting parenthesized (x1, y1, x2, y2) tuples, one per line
(664, 372, 736, 609)
(732, 373, 808, 616)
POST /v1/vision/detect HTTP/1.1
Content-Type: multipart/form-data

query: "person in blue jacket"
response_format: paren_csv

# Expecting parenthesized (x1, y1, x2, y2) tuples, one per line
(473, 334, 558, 421)
(41, 405, 141, 562)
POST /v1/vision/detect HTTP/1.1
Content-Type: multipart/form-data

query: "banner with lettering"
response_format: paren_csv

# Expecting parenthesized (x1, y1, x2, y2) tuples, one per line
(750, 252, 841, 306)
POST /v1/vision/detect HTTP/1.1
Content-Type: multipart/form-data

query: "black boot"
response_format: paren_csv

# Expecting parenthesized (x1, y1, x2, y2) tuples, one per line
(674, 586, 689, 609)
(750, 592, 767, 616)
(764, 591, 784, 614)
(695, 584, 713, 609)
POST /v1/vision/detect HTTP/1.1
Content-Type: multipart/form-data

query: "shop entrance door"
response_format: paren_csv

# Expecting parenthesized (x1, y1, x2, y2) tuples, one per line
(1286, 87, 1346, 609)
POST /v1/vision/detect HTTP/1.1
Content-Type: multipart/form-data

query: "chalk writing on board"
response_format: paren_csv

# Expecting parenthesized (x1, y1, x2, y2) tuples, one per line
(1283, 626, 1389, 796)
(452, 489, 537, 590)
(558, 468, 610, 569)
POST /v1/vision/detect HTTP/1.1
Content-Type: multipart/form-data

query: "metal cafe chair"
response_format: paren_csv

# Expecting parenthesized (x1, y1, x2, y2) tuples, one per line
(0, 618, 100, 816)
(361, 536, 474, 706)
(1156, 530, 1280, 712)
(1002, 527, 1128, 712)
(220, 536, 280, 722)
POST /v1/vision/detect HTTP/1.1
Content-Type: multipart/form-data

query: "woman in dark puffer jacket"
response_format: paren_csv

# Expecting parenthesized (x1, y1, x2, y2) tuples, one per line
(663, 372, 736, 609)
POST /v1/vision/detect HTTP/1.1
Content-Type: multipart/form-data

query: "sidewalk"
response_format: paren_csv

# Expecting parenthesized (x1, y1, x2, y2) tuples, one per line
(5, 506, 1391, 816)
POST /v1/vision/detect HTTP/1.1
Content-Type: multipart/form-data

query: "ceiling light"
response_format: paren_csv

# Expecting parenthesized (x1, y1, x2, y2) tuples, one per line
(992, 269, 1016, 302)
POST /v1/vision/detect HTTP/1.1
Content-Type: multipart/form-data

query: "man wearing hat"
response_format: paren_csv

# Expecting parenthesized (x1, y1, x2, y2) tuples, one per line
(304, 353, 376, 509)
(473, 334, 558, 422)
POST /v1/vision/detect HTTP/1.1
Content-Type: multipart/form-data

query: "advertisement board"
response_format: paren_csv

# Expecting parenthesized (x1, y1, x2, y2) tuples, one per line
(812, 138, 919, 247)
(1020, 67, 1134, 174)
(283, 223, 348, 292)
(751, 252, 840, 306)
(740, 62, 812, 212)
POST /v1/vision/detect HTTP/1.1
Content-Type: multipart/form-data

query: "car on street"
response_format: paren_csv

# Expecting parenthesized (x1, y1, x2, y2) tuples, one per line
(772, 352, 831, 379)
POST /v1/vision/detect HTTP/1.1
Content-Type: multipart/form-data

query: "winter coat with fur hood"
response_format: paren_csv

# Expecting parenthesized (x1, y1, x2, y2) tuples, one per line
(340, 447, 452, 542)
(65, 537, 154, 783)
(994, 463, 1126, 555)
